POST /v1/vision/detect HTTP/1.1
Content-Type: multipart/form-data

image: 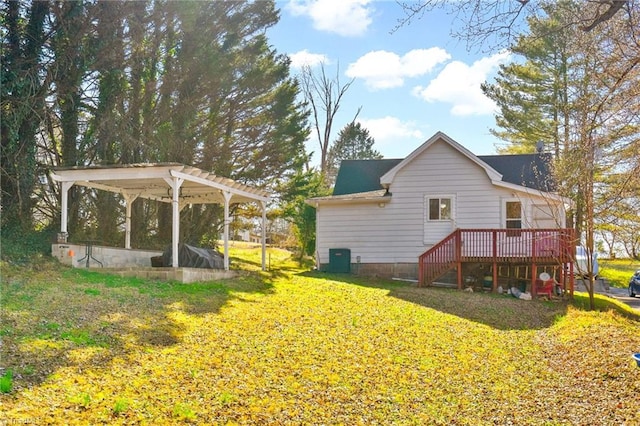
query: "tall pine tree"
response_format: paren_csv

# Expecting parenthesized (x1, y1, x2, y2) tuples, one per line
(325, 122, 382, 185)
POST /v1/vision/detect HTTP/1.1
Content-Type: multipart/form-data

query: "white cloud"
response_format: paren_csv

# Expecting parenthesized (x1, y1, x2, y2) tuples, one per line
(346, 48, 451, 90)
(412, 51, 511, 116)
(288, 50, 329, 69)
(359, 116, 425, 149)
(287, 0, 373, 37)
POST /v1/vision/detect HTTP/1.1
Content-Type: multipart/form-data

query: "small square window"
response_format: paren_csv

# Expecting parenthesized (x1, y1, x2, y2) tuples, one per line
(429, 198, 451, 220)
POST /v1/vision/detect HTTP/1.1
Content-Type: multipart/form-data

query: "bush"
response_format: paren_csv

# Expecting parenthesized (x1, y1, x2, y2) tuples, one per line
(0, 370, 13, 394)
(0, 224, 56, 263)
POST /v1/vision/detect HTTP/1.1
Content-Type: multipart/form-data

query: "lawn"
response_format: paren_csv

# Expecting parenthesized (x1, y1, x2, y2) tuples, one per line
(1, 247, 639, 425)
(600, 258, 640, 288)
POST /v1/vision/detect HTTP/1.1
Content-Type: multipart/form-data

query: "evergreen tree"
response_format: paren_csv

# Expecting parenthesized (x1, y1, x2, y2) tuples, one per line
(326, 122, 382, 184)
(481, 2, 576, 157)
(277, 169, 329, 258)
(1, 0, 50, 230)
(1, 0, 311, 250)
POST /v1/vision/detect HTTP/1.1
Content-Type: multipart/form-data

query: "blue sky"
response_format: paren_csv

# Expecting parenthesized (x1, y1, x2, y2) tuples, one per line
(266, 0, 514, 165)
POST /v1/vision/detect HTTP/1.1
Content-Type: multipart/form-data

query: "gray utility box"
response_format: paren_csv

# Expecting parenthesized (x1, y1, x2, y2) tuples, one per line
(328, 248, 351, 273)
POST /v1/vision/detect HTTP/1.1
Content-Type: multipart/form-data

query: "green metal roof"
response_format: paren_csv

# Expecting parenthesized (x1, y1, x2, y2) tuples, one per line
(332, 159, 402, 195)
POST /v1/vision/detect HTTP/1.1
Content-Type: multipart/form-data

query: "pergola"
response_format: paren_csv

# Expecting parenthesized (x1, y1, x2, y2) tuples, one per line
(50, 163, 270, 270)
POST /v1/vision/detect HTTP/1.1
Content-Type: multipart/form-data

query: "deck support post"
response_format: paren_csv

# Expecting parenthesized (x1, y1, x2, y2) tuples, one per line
(531, 262, 537, 296)
(492, 230, 498, 292)
(569, 260, 574, 297)
(456, 230, 462, 289)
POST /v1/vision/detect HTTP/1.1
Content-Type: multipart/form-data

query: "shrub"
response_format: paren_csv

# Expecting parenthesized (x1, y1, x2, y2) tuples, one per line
(1, 370, 13, 393)
(0, 224, 56, 263)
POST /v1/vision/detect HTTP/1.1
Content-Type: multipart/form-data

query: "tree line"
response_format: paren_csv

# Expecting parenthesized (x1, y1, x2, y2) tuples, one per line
(3, 1, 639, 277)
(2, 0, 310, 249)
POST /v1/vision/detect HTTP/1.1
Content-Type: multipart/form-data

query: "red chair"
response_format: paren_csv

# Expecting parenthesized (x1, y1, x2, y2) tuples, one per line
(535, 272, 556, 298)
(535, 280, 554, 298)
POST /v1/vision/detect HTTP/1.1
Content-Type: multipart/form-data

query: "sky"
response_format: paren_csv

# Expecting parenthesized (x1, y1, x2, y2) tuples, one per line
(266, 0, 515, 165)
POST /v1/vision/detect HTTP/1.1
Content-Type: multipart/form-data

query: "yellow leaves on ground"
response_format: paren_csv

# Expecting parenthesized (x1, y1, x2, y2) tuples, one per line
(1, 251, 639, 424)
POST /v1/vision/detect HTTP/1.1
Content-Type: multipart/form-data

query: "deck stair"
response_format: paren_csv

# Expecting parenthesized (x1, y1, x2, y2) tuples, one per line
(418, 231, 460, 286)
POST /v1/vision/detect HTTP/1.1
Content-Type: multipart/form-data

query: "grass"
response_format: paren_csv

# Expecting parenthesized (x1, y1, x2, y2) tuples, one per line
(0, 370, 12, 394)
(1, 248, 639, 424)
(599, 258, 640, 288)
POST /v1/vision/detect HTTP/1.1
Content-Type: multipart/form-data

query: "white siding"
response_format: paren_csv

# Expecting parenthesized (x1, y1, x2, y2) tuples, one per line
(316, 138, 565, 265)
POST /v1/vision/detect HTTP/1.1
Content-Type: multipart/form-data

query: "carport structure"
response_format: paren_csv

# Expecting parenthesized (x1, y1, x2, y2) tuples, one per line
(51, 163, 270, 270)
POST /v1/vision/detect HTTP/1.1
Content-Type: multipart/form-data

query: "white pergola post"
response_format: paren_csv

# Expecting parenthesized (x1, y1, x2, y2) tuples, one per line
(60, 181, 74, 236)
(222, 191, 232, 271)
(261, 200, 267, 271)
(165, 177, 184, 268)
(123, 194, 138, 249)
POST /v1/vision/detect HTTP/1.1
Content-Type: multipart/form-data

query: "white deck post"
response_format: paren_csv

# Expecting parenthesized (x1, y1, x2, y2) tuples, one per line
(223, 191, 232, 271)
(261, 200, 267, 271)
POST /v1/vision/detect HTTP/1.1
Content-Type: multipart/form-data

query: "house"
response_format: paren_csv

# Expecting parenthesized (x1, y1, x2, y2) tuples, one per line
(307, 132, 575, 294)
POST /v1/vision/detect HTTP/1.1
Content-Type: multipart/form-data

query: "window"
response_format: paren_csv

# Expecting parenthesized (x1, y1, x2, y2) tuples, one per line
(506, 201, 522, 229)
(428, 198, 451, 220)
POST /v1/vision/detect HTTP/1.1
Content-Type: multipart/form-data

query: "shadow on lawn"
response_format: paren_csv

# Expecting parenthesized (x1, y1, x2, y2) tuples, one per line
(0, 261, 273, 392)
(299, 271, 570, 331)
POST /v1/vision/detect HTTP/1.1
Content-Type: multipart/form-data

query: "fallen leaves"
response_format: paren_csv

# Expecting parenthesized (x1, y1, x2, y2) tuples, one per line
(1, 253, 639, 424)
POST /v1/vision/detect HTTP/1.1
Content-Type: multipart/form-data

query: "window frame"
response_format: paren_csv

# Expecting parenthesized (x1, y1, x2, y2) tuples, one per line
(504, 200, 523, 230)
(427, 196, 453, 222)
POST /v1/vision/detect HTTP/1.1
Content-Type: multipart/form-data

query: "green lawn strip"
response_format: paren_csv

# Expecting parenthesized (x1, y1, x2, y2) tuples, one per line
(599, 259, 640, 288)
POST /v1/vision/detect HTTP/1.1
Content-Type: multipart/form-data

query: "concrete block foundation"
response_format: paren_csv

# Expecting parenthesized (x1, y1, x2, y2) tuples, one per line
(52, 244, 235, 283)
(320, 262, 418, 281)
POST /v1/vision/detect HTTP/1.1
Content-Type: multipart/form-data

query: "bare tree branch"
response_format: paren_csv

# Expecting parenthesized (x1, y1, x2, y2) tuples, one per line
(299, 63, 355, 174)
(394, 0, 634, 52)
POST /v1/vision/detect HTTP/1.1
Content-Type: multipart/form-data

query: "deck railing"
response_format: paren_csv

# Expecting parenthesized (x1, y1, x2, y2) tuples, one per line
(418, 228, 576, 287)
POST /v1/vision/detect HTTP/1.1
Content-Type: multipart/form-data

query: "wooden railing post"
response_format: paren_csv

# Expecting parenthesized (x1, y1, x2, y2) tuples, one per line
(492, 230, 498, 292)
(456, 230, 462, 289)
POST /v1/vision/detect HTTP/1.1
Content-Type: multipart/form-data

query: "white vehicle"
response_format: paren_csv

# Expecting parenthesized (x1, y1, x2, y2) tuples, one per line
(574, 246, 599, 278)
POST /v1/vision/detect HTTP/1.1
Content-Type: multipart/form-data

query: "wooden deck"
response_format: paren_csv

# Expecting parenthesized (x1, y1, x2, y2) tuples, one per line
(418, 229, 576, 295)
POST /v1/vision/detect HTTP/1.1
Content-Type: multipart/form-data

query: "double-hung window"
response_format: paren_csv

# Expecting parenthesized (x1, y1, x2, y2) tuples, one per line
(428, 197, 452, 221)
(505, 201, 522, 229)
